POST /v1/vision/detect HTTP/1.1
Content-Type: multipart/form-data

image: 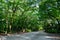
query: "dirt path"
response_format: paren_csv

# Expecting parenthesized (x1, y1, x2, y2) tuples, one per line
(0, 31, 60, 40)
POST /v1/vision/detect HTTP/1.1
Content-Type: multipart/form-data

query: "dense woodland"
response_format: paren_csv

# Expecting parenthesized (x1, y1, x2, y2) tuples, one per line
(0, 0, 60, 34)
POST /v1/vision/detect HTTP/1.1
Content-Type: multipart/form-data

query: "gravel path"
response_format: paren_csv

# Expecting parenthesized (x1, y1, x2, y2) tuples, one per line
(0, 31, 60, 40)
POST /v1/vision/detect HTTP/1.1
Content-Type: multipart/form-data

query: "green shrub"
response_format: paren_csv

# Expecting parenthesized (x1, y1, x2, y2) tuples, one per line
(44, 21, 60, 33)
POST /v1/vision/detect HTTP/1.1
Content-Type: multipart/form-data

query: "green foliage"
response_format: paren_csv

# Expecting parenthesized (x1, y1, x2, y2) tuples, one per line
(39, 0, 60, 33)
(44, 20, 60, 33)
(0, 0, 40, 33)
(1, 0, 60, 34)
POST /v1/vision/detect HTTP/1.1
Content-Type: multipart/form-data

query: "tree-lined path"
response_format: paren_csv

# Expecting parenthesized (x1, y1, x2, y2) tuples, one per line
(0, 0, 60, 40)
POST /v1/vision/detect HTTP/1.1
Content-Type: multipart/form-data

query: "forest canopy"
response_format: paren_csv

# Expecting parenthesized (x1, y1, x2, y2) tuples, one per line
(0, 0, 60, 33)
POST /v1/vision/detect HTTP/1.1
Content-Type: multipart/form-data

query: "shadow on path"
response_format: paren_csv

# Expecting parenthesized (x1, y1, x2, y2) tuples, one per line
(0, 31, 60, 40)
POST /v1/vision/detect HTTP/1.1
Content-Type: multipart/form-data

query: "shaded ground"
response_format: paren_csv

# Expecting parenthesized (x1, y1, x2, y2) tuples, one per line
(0, 31, 60, 40)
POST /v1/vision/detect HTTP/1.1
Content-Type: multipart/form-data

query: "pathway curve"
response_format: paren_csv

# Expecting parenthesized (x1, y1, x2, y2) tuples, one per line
(0, 31, 60, 40)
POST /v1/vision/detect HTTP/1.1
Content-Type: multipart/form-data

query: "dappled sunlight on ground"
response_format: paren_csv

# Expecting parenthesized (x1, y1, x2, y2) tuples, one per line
(0, 31, 60, 40)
